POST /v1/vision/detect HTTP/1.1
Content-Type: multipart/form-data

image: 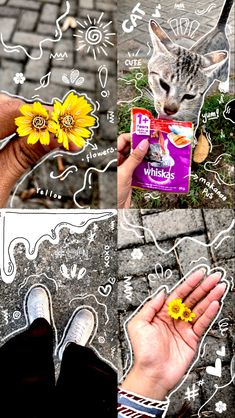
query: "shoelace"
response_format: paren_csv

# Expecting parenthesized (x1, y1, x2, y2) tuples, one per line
(70, 322, 87, 344)
(34, 302, 47, 319)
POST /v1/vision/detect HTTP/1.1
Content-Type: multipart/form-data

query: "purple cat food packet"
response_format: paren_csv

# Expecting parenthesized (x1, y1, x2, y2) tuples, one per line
(131, 108, 194, 193)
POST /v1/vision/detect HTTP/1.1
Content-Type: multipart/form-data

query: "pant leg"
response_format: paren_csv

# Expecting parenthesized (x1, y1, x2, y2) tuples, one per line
(0, 318, 55, 418)
(55, 343, 117, 418)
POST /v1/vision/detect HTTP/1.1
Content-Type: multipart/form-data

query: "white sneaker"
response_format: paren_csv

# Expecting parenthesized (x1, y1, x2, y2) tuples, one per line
(26, 286, 51, 325)
(58, 308, 95, 360)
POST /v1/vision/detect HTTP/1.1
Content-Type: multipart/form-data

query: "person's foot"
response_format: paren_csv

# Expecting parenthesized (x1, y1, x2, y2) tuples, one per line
(58, 308, 95, 359)
(26, 285, 52, 325)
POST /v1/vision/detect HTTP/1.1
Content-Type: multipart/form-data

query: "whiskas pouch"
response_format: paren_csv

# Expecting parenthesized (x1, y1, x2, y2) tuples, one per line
(131, 108, 193, 193)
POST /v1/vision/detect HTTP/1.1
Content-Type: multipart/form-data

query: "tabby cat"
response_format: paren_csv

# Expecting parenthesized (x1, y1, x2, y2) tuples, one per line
(148, 0, 234, 131)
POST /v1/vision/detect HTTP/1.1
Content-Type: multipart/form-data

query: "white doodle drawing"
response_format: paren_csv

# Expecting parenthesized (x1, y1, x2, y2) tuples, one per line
(223, 99, 235, 124)
(123, 277, 133, 302)
(206, 358, 222, 377)
(13, 72, 25, 85)
(216, 346, 226, 357)
(184, 384, 199, 401)
(0, 1, 70, 60)
(218, 318, 229, 336)
(202, 109, 219, 123)
(214, 236, 233, 250)
(121, 265, 230, 418)
(195, 3, 216, 15)
(125, 50, 142, 69)
(98, 336, 105, 344)
(60, 264, 86, 280)
(98, 64, 110, 98)
(98, 284, 112, 298)
(87, 230, 96, 246)
(215, 401, 227, 414)
(50, 165, 78, 181)
(204, 154, 235, 186)
(121, 209, 234, 255)
(190, 257, 208, 265)
(197, 380, 205, 386)
(34, 71, 51, 91)
(131, 248, 143, 260)
(13, 311, 21, 320)
(152, 4, 162, 18)
(148, 263, 173, 284)
(107, 110, 115, 123)
(73, 158, 117, 209)
(69, 293, 109, 325)
(229, 276, 234, 290)
(168, 18, 200, 38)
(1, 309, 9, 325)
(75, 12, 115, 60)
(18, 273, 59, 295)
(0, 210, 116, 283)
(144, 192, 160, 201)
(50, 52, 68, 61)
(174, 2, 185, 10)
(108, 277, 116, 285)
(146, 41, 152, 56)
(200, 342, 208, 358)
(118, 72, 144, 105)
(62, 69, 85, 86)
(111, 346, 116, 359)
(122, 3, 145, 34)
(198, 376, 234, 417)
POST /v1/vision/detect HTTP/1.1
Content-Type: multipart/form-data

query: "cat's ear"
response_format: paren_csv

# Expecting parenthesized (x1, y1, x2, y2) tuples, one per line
(149, 20, 175, 54)
(201, 51, 228, 75)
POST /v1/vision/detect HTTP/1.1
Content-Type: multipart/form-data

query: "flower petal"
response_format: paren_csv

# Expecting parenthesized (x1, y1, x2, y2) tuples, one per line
(20, 104, 35, 117)
(58, 129, 69, 150)
(15, 116, 32, 127)
(48, 120, 59, 134)
(33, 102, 48, 118)
(39, 129, 50, 145)
(67, 131, 86, 148)
(17, 126, 33, 137)
(27, 131, 40, 144)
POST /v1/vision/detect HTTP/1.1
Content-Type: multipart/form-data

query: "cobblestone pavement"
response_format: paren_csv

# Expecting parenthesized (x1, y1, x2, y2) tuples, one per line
(0, 211, 118, 374)
(0, 0, 117, 209)
(118, 209, 235, 417)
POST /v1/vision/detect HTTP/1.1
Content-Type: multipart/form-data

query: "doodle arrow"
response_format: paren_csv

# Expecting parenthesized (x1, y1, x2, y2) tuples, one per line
(87, 143, 98, 151)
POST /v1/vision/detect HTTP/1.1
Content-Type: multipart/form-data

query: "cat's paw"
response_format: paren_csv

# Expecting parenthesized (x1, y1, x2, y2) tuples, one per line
(219, 79, 230, 93)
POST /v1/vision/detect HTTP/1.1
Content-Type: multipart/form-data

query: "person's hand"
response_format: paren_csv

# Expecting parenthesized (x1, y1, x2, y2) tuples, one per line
(122, 269, 227, 400)
(117, 133, 149, 208)
(0, 94, 80, 207)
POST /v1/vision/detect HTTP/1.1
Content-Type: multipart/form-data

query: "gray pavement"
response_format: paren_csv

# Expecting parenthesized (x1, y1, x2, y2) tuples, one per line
(118, 209, 235, 417)
(0, 0, 117, 209)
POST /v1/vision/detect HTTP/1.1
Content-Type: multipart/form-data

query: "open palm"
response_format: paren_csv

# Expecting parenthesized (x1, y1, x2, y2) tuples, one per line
(123, 269, 226, 399)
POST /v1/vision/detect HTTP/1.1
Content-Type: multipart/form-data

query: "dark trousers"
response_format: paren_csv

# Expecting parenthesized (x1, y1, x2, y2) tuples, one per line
(0, 318, 117, 418)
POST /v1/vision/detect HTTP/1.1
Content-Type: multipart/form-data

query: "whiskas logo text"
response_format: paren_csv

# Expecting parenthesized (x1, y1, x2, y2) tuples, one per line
(144, 167, 175, 179)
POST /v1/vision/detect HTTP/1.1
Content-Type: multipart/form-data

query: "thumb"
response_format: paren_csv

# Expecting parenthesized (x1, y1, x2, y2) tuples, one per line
(122, 139, 149, 175)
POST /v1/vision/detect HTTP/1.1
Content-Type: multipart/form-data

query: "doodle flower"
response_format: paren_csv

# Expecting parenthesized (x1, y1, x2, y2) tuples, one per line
(15, 102, 50, 145)
(48, 92, 96, 150)
(167, 298, 185, 320)
(215, 401, 227, 414)
(180, 305, 196, 322)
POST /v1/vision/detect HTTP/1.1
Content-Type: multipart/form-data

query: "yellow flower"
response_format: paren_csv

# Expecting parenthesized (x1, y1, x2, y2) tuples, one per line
(48, 92, 96, 150)
(167, 298, 184, 320)
(15, 102, 50, 145)
(180, 306, 196, 322)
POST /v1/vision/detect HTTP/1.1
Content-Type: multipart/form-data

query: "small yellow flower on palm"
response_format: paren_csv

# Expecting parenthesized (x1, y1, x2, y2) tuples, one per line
(180, 306, 196, 322)
(48, 92, 96, 150)
(15, 102, 50, 145)
(167, 298, 184, 320)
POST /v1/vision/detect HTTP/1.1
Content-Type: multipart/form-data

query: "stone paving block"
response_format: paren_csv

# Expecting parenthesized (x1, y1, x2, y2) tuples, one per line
(80, 0, 94, 9)
(99, 170, 117, 208)
(203, 209, 234, 261)
(0, 43, 28, 61)
(18, 81, 45, 99)
(51, 53, 74, 68)
(118, 241, 177, 277)
(0, 6, 19, 17)
(8, 0, 41, 10)
(18, 10, 38, 31)
(118, 276, 149, 310)
(41, 4, 59, 24)
(196, 335, 232, 368)
(54, 39, 74, 53)
(142, 209, 205, 243)
(118, 209, 144, 249)
(37, 23, 56, 36)
(12, 32, 53, 49)
(0, 17, 16, 41)
(25, 49, 51, 81)
(176, 234, 211, 275)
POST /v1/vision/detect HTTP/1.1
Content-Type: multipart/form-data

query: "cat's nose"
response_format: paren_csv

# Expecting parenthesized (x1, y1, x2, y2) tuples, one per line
(164, 106, 178, 116)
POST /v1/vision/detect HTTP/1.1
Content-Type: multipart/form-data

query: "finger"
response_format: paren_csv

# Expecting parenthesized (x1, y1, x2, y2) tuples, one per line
(117, 133, 131, 152)
(0, 96, 23, 140)
(193, 300, 220, 338)
(121, 139, 149, 175)
(135, 290, 166, 323)
(166, 268, 206, 304)
(192, 282, 227, 323)
(183, 272, 222, 309)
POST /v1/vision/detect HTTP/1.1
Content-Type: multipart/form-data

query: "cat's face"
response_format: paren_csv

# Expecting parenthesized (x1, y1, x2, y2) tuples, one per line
(148, 20, 228, 125)
(149, 143, 163, 161)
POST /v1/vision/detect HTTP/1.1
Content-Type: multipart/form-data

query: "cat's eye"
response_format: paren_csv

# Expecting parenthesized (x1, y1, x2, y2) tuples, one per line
(182, 94, 196, 101)
(159, 78, 170, 93)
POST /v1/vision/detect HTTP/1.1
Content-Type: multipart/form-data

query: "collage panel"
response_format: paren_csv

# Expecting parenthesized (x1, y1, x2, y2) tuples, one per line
(0, 209, 117, 416)
(118, 209, 235, 417)
(0, 0, 117, 209)
(117, 0, 234, 209)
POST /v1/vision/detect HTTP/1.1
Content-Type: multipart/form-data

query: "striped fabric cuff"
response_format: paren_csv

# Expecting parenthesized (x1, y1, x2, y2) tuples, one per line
(118, 387, 169, 417)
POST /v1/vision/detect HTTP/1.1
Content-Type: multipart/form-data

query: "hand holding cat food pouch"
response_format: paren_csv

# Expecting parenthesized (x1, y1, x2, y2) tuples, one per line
(131, 108, 193, 193)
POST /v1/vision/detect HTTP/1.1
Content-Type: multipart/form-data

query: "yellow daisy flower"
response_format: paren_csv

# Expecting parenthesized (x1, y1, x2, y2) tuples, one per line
(15, 102, 50, 145)
(180, 306, 196, 322)
(48, 92, 96, 150)
(167, 298, 185, 320)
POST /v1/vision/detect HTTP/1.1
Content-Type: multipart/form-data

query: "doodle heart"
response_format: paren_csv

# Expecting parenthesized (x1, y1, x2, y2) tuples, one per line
(206, 346, 226, 377)
(98, 277, 116, 298)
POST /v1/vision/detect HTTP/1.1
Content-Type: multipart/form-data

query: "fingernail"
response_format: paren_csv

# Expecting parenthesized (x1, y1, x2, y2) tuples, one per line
(217, 282, 227, 291)
(138, 139, 149, 152)
(210, 272, 222, 279)
(199, 267, 207, 274)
